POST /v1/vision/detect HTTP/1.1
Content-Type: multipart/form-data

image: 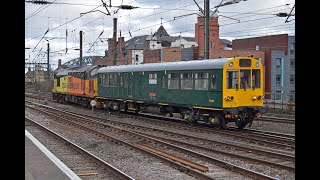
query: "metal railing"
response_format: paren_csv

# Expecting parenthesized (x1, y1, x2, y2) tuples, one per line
(264, 92, 295, 112)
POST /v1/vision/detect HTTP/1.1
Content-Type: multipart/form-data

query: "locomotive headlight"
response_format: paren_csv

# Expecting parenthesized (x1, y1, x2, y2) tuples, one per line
(252, 96, 257, 100)
(256, 62, 259, 67)
(229, 62, 233, 67)
(226, 96, 234, 101)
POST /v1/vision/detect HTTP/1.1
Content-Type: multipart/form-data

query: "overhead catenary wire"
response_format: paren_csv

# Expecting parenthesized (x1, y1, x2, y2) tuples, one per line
(26, 2, 291, 44)
(26, 1, 295, 64)
(25, 0, 57, 20)
(25, 3, 104, 43)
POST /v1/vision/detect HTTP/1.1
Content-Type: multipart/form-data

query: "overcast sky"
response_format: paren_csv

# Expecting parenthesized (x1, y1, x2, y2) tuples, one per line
(25, 0, 295, 72)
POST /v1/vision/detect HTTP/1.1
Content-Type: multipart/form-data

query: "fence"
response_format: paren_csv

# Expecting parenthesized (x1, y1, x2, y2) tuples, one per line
(263, 91, 295, 112)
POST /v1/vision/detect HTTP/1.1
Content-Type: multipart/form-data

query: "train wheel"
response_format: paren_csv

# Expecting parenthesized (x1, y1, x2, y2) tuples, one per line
(219, 116, 227, 129)
(235, 118, 247, 129)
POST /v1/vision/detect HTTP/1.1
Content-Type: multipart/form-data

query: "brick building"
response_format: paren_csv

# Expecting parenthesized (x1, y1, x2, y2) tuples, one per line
(97, 13, 264, 68)
(232, 34, 294, 100)
(195, 13, 225, 59)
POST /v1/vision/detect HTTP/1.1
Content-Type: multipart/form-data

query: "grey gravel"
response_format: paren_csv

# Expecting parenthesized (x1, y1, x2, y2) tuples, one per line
(25, 97, 295, 179)
(25, 106, 197, 180)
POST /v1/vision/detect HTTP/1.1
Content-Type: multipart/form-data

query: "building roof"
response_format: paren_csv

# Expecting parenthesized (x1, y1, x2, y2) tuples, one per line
(154, 25, 169, 37)
(97, 58, 232, 73)
(124, 25, 195, 50)
(233, 34, 289, 41)
(219, 39, 232, 47)
(125, 35, 150, 50)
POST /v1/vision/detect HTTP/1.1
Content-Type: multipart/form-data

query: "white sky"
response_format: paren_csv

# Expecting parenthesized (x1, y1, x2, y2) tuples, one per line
(25, 0, 295, 72)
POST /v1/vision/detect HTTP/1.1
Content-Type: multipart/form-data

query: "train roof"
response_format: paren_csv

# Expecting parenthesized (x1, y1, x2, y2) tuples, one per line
(55, 65, 99, 77)
(97, 58, 233, 73)
(55, 66, 79, 76)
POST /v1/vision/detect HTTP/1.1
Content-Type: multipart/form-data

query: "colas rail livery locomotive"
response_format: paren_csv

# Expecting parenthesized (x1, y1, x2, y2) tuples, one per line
(52, 57, 266, 129)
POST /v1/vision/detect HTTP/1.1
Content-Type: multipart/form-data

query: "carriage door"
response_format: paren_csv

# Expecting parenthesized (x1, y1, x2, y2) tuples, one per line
(148, 72, 158, 102)
(119, 73, 123, 98)
(137, 72, 144, 99)
(128, 73, 133, 98)
(122, 73, 129, 99)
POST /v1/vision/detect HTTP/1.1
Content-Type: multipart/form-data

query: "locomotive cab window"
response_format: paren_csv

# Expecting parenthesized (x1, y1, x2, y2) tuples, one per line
(252, 69, 260, 89)
(210, 74, 216, 89)
(227, 70, 238, 89)
(181, 73, 193, 90)
(240, 70, 251, 89)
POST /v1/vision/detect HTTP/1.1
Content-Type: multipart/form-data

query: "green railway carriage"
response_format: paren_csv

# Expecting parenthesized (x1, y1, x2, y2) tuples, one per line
(96, 57, 265, 129)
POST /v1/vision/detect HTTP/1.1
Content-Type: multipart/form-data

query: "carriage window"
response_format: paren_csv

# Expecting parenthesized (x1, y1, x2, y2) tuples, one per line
(252, 69, 260, 89)
(149, 73, 157, 84)
(109, 73, 117, 87)
(210, 74, 216, 89)
(195, 72, 208, 90)
(161, 75, 166, 88)
(181, 73, 193, 90)
(123, 73, 129, 87)
(103, 74, 109, 87)
(120, 75, 123, 86)
(99, 76, 103, 85)
(227, 70, 238, 89)
(168, 73, 179, 89)
(240, 70, 251, 89)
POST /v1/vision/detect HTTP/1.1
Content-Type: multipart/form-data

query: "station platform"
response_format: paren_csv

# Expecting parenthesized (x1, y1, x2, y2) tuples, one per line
(25, 130, 81, 180)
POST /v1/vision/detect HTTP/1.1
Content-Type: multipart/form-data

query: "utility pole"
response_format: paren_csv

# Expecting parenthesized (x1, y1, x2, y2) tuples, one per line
(80, 30, 83, 66)
(113, 18, 117, 65)
(204, 0, 210, 59)
(47, 42, 50, 80)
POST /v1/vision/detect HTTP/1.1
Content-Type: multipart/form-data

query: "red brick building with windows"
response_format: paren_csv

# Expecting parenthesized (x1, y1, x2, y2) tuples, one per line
(195, 15, 225, 59)
(232, 34, 289, 95)
(96, 13, 264, 69)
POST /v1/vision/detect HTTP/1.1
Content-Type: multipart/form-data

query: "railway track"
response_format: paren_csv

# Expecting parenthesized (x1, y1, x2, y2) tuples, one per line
(25, 116, 134, 180)
(130, 112, 295, 151)
(257, 116, 295, 124)
(25, 93, 295, 139)
(26, 100, 294, 179)
(25, 98, 295, 152)
(26, 103, 254, 179)
(26, 108, 209, 179)
(227, 127, 295, 139)
(25, 92, 295, 125)
(25, 99, 295, 152)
